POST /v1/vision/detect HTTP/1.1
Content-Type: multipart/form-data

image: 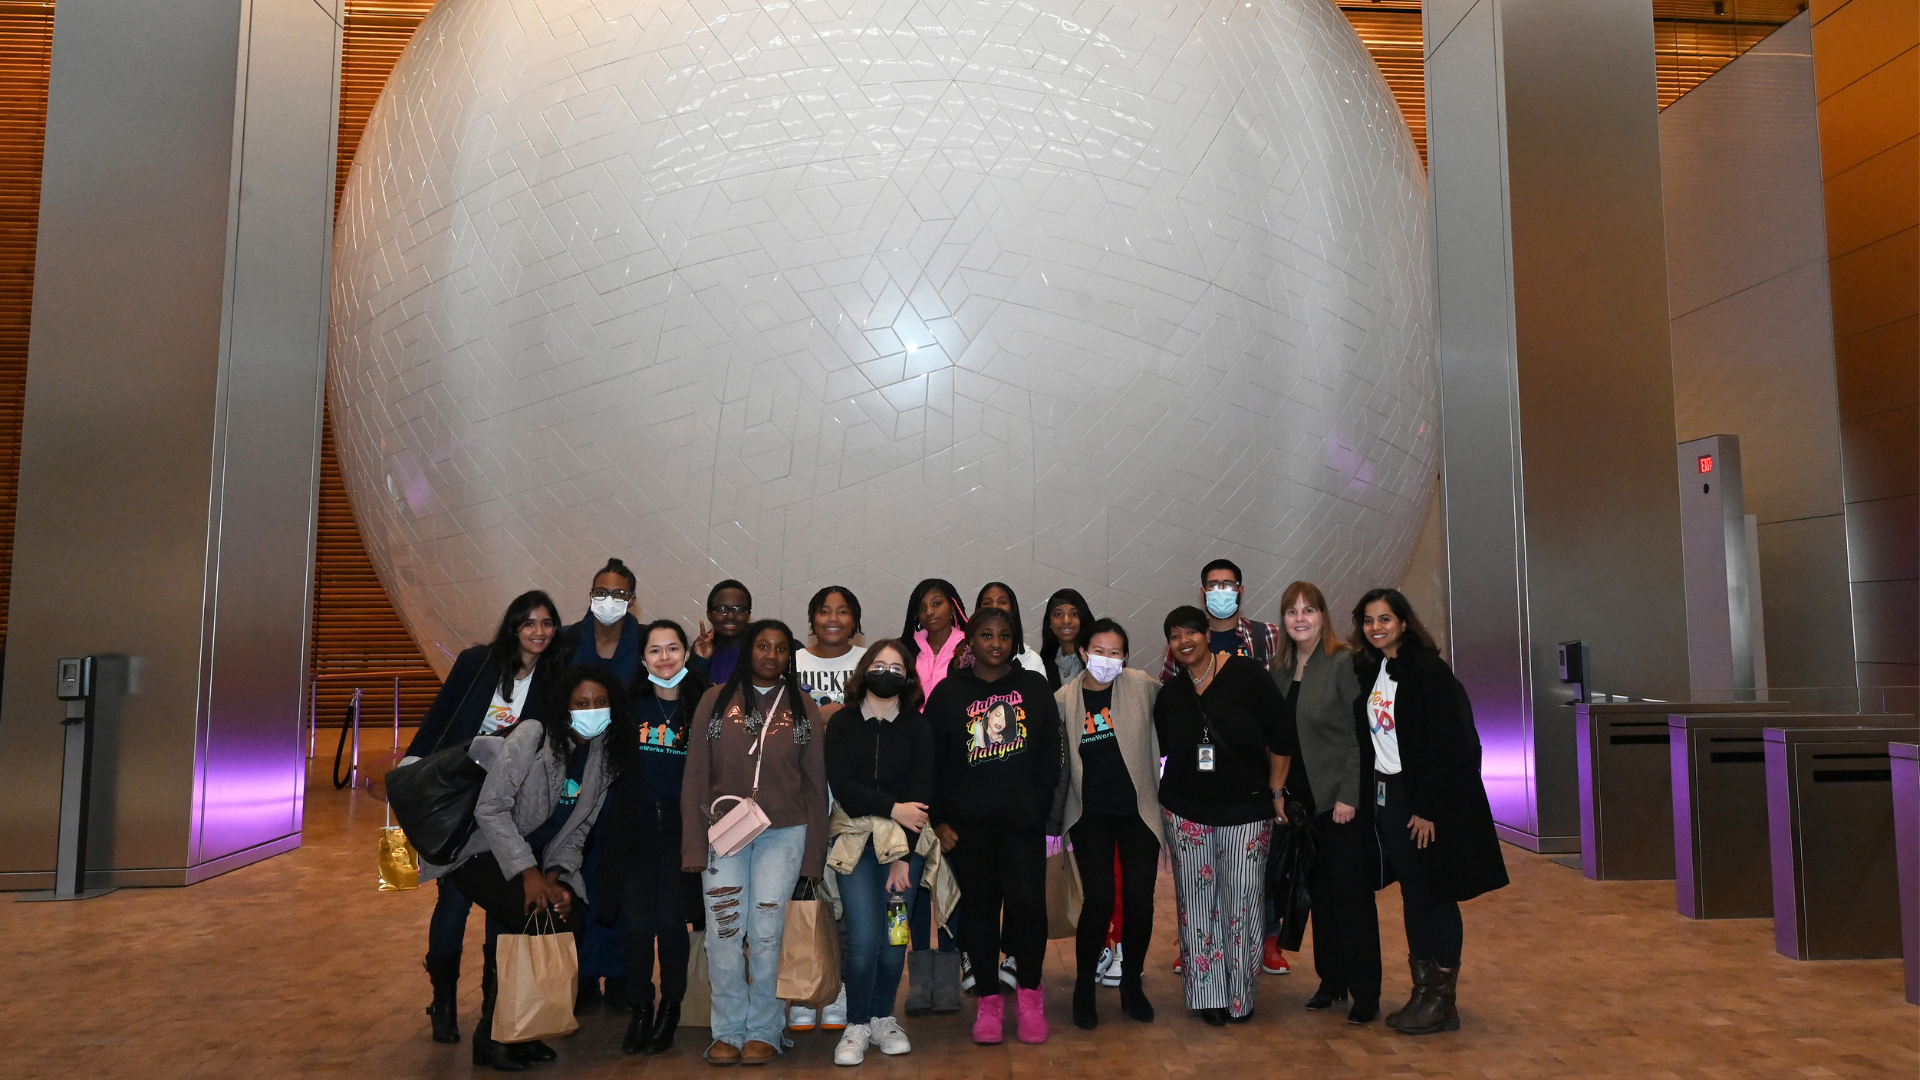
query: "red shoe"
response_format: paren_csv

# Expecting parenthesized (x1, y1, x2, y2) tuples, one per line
(1261, 937, 1290, 976)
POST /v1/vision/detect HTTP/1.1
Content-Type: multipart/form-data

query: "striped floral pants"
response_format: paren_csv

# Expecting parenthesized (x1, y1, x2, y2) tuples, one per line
(1163, 809, 1272, 1015)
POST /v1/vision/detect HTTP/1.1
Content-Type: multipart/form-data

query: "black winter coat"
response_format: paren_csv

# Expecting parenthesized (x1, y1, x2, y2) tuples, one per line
(1356, 644, 1508, 902)
(406, 645, 552, 759)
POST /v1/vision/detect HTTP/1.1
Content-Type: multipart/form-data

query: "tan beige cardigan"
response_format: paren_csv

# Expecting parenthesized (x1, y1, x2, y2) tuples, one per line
(1056, 667, 1164, 844)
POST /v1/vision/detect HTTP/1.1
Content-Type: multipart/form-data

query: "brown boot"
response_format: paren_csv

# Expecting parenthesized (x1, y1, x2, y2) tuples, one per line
(1385, 957, 1435, 1031)
(1394, 964, 1460, 1035)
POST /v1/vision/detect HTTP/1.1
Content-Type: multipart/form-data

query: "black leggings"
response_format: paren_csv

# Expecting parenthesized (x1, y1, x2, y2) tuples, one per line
(1308, 809, 1382, 997)
(1376, 773, 1463, 967)
(1068, 812, 1158, 985)
(619, 842, 693, 1004)
(947, 826, 1047, 991)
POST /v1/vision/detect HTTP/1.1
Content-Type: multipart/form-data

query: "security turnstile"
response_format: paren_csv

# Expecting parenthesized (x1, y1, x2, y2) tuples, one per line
(1892, 742, 1918, 1004)
(1577, 701, 1788, 880)
(1765, 725, 1919, 960)
(1671, 714, 1907, 919)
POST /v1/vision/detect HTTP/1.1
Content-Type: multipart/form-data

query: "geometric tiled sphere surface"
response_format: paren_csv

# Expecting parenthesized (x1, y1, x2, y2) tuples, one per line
(330, 0, 1435, 672)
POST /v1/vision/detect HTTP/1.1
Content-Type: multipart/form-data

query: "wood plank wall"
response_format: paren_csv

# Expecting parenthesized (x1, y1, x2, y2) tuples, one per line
(312, 0, 446, 730)
(0, 2, 51, 659)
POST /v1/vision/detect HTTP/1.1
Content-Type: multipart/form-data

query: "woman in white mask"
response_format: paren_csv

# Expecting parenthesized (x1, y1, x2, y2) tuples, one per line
(597, 621, 710, 1056)
(429, 664, 635, 1071)
(1054, 619, 1164, 1031)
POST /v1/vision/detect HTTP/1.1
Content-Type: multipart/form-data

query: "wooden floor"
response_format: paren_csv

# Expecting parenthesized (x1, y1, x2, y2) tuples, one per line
(2, 753, 1913, 1079)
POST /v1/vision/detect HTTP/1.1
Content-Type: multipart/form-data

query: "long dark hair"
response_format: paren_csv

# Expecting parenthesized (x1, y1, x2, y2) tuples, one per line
(487, 590, 564, 699)
(539, 663, 638, 773)
(900, 578, 968, 648)
(842, 639, 924, 715)
(1348, 587, 1436, 661)
(633, 619, 709, 716)
(705, 619, 812, 743)
(973, 581, 1027, 656)
(1039, 588, 1093, 686)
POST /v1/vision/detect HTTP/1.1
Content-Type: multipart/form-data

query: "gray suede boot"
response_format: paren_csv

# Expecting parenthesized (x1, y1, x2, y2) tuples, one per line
(905, 950, 934, 1015)
(931, 949, 964, 1014)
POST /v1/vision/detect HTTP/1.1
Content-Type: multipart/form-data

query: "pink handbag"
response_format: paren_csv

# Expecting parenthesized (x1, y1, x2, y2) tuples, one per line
(707, 688, 781, 859)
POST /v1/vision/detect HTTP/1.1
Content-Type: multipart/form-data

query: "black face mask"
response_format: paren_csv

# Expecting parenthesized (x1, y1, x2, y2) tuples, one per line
(863, 671, 909, 702)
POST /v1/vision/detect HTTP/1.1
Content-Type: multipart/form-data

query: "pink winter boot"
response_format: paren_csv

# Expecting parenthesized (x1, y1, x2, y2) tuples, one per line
(1015, 986, 1048, 1044)
(972, 991, 1005, 1044)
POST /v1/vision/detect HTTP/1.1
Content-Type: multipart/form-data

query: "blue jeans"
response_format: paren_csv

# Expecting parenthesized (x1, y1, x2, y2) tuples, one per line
(836, 848, 923, 1025)
(427, 877, 472, 959)
(702, 825, 807, 1049)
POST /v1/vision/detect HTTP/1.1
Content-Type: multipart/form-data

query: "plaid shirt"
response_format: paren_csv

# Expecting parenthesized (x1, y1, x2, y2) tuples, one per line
(1158, 616, 1282, 683)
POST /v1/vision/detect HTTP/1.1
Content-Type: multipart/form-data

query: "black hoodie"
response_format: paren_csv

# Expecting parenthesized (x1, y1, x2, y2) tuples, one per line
(925, 665, 1063, 832)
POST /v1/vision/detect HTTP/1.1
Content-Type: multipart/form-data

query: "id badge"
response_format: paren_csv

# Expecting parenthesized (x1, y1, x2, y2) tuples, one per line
(1197, 740, 1216, 773)
(1375, 779, 1387, 807)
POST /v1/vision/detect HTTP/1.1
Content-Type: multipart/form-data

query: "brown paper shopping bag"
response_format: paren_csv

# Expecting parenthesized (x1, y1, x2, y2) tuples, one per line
(682, 932, 713, 1028)
(774, 880, 841, 1010)
(1045, 843, 1083, 939)
(494, 912, 580, 1044)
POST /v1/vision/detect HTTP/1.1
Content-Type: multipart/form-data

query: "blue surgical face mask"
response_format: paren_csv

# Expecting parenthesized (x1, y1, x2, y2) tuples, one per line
(648, 666, 688, 689)
(569, 707, 612, 739)
(1205, 588, 1240, 620)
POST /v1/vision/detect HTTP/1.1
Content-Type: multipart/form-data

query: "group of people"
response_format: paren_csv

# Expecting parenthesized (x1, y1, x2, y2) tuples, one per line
(399, 556, 1507, 1072)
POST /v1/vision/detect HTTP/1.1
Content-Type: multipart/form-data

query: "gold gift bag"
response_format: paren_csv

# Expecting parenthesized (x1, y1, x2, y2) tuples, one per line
(378, 825, 420, 891)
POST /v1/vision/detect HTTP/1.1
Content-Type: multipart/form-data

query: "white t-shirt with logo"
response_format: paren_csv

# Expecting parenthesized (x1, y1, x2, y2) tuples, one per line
(1368, 664, 1401, 774)
(482, 673, 534, 734)
(796, 648, 861, 708)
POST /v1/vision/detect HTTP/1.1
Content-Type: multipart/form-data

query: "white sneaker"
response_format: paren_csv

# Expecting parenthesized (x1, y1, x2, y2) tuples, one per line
(833, 1024, 871, 1066)
(869, 1016, 911, 1055)
(998, 955, 1018, 989)
(821, 986, 849, 1030)
(1093, 946, 1113, 982)
(789, 1003, 818, 1031)
(1100, 943, 1124, 987)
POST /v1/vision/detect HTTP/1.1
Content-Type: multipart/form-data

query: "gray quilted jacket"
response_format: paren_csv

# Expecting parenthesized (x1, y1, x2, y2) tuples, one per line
(418, 718, 611, 897)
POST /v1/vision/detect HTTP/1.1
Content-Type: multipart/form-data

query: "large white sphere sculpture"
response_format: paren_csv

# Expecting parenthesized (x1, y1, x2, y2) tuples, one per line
(330, 0, 1434, 670)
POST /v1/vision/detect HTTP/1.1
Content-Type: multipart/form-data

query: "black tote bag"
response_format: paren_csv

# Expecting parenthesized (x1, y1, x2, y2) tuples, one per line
(385, 740, 488, 865)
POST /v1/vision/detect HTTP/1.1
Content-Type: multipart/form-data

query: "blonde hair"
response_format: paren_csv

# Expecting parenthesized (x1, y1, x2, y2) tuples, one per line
(1272, 580, 1346, 673)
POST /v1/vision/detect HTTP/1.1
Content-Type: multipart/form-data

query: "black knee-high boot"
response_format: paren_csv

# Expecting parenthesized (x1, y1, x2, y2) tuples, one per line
(472, 938, 527, 1072)
(424, 953, 462, 1044)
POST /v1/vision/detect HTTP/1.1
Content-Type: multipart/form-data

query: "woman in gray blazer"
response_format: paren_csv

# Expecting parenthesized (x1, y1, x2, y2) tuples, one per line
(1056, 618, 1163, 1031)
(429, 664, 635, 1071)
(1271, 582, 1382, 1025)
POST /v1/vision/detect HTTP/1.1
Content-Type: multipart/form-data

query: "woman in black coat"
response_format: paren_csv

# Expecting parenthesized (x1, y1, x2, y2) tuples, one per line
(1351, 588, 1506, 1036)
(405, 590, 564, 1048)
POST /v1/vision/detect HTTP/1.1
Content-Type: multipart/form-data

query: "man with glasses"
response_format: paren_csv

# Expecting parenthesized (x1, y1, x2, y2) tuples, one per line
(691, 578, 753, 685)
(1157, 558, 1281, 682)
(564, 557, 645, 690)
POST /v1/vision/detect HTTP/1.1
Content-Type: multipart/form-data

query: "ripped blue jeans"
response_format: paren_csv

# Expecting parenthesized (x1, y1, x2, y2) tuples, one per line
(701, 825, 807, 1048)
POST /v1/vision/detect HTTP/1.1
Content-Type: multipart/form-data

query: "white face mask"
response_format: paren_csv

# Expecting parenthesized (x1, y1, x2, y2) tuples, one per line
(1085, 654, 1126, 684)
(589, 596, 629, 626)
(570, 707, 612, 739)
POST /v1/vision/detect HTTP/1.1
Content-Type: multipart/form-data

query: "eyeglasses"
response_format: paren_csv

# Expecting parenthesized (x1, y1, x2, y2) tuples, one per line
(867, 663, 906, 675)
(1204, 582, 1240, 591)
(590, 588, 635, 602)
(709, 604, 749, 616)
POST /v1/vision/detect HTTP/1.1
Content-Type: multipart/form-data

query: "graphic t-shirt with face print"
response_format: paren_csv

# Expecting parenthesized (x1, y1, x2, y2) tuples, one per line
(1368, 664, 1401, 775)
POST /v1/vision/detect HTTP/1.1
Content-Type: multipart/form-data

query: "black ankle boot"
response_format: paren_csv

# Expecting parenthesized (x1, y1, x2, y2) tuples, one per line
(647, 998, 682, 1054)
(1347, 995, 1379, 1025)
(1072, 977, 1099, 1030)
(623, 1000, 655, 1055)
(510, 1040, 556, 1063)
(424, 953, 462, 1044)
(473, 941, 527, 1072)
(1118, 977, 1155, 1023)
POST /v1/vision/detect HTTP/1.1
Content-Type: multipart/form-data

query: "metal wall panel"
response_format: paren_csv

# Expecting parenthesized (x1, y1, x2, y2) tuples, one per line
(1428, 0, 1693, 849)
(0, 0, 338, 886)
